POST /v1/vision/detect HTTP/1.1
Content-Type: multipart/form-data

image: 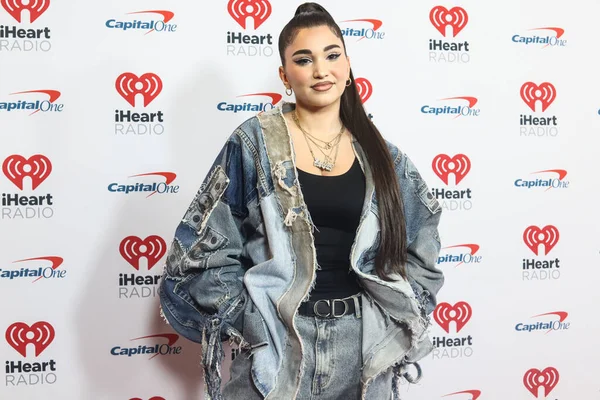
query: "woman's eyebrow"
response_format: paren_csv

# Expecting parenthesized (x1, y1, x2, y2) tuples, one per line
(292, 44, 341, 57)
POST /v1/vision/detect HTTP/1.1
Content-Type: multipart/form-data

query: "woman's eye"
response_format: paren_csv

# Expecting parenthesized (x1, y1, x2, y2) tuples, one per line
(294, 58, 311, 65)
(327, 53, 341, 60)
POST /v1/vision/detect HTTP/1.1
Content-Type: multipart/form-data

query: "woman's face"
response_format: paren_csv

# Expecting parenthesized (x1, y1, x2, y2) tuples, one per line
(279, 25, 350, 110)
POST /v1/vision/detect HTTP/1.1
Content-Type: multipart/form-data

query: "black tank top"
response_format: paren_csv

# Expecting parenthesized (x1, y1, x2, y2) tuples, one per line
(296, 157, 365, 300)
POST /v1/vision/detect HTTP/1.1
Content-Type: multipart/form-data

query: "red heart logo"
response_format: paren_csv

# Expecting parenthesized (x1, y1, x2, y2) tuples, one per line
(432, 154, 471, 185)
(119, 236, 167, 270)
(2, 154, 52, 190)
(433, 301, 472, 333)
(5, 321, 55, 357)
(227, 0, 272, 29)
(520, 82, 556, 112)
(523, 367, 559, 397)
(429, 6, 469, 37)
(354, 77, 372, 103)
(115, 73, 163, 107)
(523, 225, 560, 256)
(1, 0, 50, 23)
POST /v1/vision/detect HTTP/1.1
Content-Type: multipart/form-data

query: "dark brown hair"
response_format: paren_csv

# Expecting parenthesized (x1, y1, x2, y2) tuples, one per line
(278, 2, 408, 280)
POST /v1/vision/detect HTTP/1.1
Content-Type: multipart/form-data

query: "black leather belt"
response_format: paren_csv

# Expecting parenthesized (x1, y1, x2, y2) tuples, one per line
(298, 294, 362, 318)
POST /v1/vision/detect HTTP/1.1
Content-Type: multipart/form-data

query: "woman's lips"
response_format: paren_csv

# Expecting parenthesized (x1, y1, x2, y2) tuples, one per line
(311, 82, 334, 91)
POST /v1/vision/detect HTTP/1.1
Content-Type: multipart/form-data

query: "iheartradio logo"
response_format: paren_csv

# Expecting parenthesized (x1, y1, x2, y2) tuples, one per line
(523, 367, 559, 398)
(227, 0, 271, 30)
(523, 225, 559, 256)
(520, 82, 556, 112)
(116, 73, 163, 107)
(354, 77, 372, 103)
(2, 154, 52, 190)
(5, 321, 55, 357)
(430, 6, 468, 37)
(1, 0, 50, 23)
(120, 236, 167, 270)
(432, 154, 471, 185)
(434, 302, 472, 333)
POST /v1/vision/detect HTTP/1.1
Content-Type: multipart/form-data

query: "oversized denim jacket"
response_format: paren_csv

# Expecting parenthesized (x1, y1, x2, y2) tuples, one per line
(159, 103, 444, 400)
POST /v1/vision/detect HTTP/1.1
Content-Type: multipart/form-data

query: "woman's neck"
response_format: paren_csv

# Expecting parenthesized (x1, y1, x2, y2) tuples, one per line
(292, 101, 344, 140)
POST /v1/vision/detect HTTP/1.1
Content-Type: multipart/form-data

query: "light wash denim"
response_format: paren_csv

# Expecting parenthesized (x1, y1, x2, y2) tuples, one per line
(159, 103, 444, 399)
(224, 301, 396, 400)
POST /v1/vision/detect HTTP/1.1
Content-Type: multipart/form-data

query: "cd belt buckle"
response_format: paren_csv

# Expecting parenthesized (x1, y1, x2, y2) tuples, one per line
(313, 299, 331, 318)
(331, 299, 349, 318)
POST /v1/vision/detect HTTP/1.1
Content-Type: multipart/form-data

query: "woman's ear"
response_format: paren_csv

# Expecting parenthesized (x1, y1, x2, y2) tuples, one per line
(279, 66, 289, 88)
(347, 56, 351, 76)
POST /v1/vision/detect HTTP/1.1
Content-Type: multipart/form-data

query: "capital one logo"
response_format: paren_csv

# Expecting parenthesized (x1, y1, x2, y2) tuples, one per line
(116, 73, 163, 107)
(2, 154, 52, 190)
(523, 367, 559, 398)
(523, 225, 559, 255)
(354, 77, 372, 103)
(442, 390, 481, 400)
(120, 236, 167, 270)
(8, 256, 64, 283)
(1, 89, 63, 115)
(339, 19, 385, 42)
(111, 333, 181, 359)
(218, 92, 282, 114)
(438, 244, 481, 267)
(430, 6, 468, 37)
(421, 96, 479, 118)
(5, 321, 55, 357)
(227, 0, 271, 29)
(432, 154, 471, 185)
(237, 92, 281, 104)
(517, 311, 569, 334)
(521, 82, 556, 112)
(105, 10, 176, 35)
(1, 0, 50, 23)
(130, 397, 165, 400)
(434, 302, 472, 333)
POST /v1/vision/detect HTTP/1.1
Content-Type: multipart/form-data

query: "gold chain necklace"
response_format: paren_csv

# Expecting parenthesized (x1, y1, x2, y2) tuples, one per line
(292, 111, 345, 171)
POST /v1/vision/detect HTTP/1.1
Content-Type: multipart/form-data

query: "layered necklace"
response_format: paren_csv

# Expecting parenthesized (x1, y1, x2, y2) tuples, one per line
(291, 110, 345, 172)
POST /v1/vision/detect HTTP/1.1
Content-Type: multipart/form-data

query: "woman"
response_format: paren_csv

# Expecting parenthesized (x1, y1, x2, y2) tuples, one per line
(159, 3, 444, 399)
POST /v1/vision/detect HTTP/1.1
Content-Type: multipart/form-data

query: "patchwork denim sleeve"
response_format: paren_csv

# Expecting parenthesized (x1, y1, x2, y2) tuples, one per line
(158, 130, 256, 396)
(400, 155, 444, 318)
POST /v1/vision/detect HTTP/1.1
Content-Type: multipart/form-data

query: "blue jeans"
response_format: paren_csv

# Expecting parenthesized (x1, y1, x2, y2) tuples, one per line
(223, 306, 394, 399)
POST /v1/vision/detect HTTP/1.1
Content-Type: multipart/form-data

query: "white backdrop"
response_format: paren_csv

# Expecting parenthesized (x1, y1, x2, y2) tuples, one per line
(1, 1, 599, 399)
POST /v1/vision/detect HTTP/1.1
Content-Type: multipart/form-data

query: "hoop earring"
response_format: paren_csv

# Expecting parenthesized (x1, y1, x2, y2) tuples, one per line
(285, 87, 293, 96)
(345, 78, 352, 87)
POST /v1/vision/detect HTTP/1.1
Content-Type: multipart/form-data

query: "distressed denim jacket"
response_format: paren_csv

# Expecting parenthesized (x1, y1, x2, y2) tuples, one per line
(159, 103, 444, 400)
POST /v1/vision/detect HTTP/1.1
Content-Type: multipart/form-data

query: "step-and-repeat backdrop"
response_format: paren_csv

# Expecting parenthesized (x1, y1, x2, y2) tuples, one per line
(1, 0, 599, 399)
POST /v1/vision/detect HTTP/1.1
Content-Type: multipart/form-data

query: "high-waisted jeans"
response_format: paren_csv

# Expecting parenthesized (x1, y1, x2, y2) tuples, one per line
(223, 304, 394, 399)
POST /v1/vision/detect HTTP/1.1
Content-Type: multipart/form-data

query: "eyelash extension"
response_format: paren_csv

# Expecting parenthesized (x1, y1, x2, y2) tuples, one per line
(294, 58, 311, 65)
(293, 53, 341, 65)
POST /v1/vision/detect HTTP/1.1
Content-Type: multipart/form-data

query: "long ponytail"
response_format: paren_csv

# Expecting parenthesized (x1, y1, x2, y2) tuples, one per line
(278, 3, 407, 280)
